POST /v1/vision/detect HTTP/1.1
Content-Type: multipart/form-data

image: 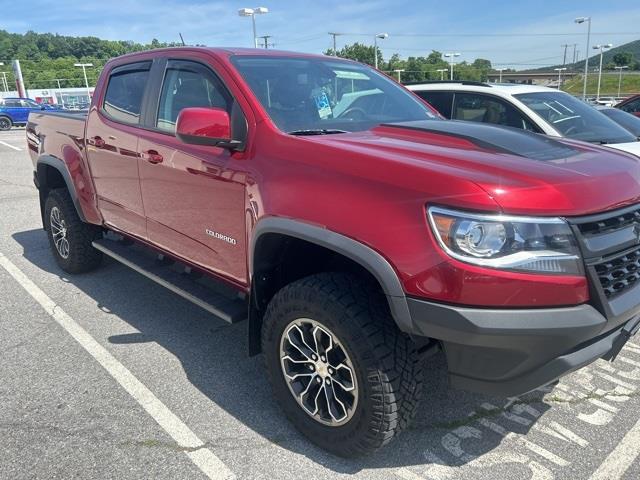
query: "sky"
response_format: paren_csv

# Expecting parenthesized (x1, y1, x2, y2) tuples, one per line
(1, 0, 639, 69)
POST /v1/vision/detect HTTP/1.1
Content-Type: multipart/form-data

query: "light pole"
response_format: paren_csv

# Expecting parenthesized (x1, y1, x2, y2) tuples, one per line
(615, 65, 629, 98)
(74, 63, 93, 103)
(575, 17, 591, 100)
(436, 68, 448, 81)
(373, 33, 388, 70)
(496, 68, 505, 83)
(54, 78, 65, 107)
(393, 69, 405, 83)
(554, 67, 567, 90)
(0, 62, 8, 92)
(444, 52, 461, 80)
(593, 43, 612, 101)
(238, 7, 269, 48)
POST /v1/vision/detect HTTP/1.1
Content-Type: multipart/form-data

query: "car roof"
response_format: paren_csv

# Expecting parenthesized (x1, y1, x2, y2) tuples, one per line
(406, 82, 559, 96)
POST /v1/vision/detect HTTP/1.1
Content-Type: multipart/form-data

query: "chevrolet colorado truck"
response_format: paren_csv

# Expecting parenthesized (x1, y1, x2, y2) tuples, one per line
(27, 47, 640, 457)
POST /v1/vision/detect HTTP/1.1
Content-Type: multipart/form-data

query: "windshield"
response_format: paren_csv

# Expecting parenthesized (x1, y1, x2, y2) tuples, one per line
(231, 55, 437, 133)
(514, 91, 636, 144)
(599, 108, 640, 138)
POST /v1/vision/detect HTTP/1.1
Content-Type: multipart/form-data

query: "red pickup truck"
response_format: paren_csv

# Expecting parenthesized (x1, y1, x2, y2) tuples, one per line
(27, 47, 640, 456)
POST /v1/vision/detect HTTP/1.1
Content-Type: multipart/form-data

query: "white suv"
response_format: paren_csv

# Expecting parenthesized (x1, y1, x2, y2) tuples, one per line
(407, 82, 640, 156)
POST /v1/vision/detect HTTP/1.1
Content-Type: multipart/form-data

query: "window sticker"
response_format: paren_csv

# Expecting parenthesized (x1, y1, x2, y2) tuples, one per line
(313, 91, 332, 119)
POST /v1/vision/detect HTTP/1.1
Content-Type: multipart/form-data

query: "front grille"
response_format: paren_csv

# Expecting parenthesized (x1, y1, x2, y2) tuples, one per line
(594, 246, 640, 298)
(578, 207, 640, 236)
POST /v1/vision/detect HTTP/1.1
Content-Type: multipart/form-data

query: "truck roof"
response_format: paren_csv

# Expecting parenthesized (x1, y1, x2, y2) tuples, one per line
(112, 46, 331, 62)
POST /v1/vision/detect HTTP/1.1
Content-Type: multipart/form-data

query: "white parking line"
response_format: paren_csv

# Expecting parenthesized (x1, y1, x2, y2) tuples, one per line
(0, 140, 22, 151)
(590, 415, 640, 480)
(0, 252, 235, 480)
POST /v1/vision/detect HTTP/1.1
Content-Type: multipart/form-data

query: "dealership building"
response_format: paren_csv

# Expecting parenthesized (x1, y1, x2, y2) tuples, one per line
(0, 87, 94, 108)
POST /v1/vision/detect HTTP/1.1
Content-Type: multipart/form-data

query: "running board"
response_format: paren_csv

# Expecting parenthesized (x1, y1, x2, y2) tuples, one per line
(92, 238, 247, 324)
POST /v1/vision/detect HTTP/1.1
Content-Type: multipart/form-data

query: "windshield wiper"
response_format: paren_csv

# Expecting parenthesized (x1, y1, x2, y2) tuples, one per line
(288, 129, 348, 136)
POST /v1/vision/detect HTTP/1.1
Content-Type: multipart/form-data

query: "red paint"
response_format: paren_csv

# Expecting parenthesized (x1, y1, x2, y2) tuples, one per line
(27, 47, 640, 307)
(176, 107, 231, 141)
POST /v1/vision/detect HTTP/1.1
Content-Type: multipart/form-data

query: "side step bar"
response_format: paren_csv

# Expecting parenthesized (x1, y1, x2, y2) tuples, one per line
(92, 238, 247, 324)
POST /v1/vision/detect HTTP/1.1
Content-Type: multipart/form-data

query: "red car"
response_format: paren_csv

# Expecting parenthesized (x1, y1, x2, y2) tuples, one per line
(27, 47, 640, 456)
(617, 93, 640, 117)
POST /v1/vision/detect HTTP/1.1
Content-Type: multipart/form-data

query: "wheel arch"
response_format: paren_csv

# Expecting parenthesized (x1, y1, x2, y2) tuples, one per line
(36, 155, 87, 227)
(247, 217, 413, 355)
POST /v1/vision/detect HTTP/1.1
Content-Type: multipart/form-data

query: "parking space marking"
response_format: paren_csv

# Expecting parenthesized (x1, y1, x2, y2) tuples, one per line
(0, 251, 235, 480)
(590, 414, 640, 480)
(0, 140, 22, 151)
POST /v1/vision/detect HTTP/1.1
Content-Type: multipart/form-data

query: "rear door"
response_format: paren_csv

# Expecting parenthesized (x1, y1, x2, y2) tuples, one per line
(85, 61, 151, 238)
(137, 57, 249, 284)
(4, 99, 28, 123)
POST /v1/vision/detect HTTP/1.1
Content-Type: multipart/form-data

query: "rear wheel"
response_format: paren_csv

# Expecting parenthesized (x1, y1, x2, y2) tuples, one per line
(0, 116, 11, 131)
(262, 272, 424, 457)
(44, 188, 103, 273)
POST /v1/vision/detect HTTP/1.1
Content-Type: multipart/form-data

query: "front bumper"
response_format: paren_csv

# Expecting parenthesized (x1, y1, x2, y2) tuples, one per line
(406, 297, 640, 396)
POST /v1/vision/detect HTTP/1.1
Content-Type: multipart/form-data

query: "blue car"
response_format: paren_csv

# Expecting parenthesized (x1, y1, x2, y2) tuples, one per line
(0, 97, 55, 130)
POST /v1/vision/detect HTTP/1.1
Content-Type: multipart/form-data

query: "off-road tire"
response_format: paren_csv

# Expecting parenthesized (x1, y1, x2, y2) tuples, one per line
(44, 188, 103, 273)
(262, 272, 424, 457)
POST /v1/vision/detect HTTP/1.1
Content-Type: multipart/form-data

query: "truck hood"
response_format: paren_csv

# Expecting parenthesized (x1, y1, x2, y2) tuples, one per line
(306, 120, 640, 216)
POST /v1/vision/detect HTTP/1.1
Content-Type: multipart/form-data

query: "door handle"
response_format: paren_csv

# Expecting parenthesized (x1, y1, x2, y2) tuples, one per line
(141, 149, 163, 164)
(89, 136, 105, 148)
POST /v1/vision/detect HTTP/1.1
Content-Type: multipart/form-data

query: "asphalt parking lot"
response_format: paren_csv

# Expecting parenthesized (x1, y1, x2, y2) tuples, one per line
(1, 127, 640, 480)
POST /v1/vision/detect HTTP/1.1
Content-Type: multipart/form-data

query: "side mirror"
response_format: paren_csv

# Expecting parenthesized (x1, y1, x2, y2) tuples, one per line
(176, 107, 240, 149)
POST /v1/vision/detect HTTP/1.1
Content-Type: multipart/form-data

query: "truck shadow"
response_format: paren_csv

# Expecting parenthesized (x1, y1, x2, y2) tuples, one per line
(13, 228, 551, 474)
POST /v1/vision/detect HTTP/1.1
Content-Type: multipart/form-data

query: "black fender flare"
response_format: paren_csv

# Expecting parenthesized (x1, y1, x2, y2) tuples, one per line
(36, 155, 87, 223)
(249, 217, 413, 333)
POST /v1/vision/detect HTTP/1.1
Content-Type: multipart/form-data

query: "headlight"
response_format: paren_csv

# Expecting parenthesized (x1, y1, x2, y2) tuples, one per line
(427, 206, 583, 275)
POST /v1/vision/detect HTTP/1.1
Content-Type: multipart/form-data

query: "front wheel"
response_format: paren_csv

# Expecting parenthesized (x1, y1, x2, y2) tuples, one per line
(44, 188, 103, 273)
(262, 273, 424, 457)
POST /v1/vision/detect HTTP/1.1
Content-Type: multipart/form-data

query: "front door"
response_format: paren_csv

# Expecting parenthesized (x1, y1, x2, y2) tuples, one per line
(85, 61, 151, 239)
(137, 59, 248, 284)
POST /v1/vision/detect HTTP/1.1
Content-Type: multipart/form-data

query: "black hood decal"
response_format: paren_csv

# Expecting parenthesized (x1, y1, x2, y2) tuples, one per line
(381, 120, 580, 161)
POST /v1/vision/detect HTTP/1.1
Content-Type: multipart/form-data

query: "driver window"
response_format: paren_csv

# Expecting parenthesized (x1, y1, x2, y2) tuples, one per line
(621, 99, 640, 114)
(453, 92, 537, 131)
(156, 61, 231, 133)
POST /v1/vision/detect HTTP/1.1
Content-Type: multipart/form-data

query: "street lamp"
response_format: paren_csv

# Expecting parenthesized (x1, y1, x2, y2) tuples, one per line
(74, 63, 93, 103)
(575, 16, 591, 100)
(554, 67, 567, 90)
(615, 65, 629, 98)
(444, 52, 461, 80)
(436, 68, 448, 81)
(373, 33, 388, 70)
(496, 68, 506, 83)
(238, 7, 269, 48)
(592, 43, 612, 101)
(393, 69, 405, 83)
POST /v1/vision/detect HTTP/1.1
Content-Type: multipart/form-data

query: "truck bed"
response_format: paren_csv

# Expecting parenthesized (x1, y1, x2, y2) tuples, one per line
(26, 110, 87, 166)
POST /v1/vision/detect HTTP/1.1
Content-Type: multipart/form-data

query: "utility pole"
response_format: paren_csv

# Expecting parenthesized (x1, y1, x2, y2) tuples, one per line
(571, 44, 578, 64)
(328, 32, 342, 56)
(258, 35, 272, 49)
(561, 44, 570, 66)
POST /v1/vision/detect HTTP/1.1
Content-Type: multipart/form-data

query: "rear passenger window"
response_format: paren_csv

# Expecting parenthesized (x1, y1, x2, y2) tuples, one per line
(103, 63, 150, 125)
(453, 92, 538, 131)
(414, 91, 453, 118)
(156, 61, 231, 133)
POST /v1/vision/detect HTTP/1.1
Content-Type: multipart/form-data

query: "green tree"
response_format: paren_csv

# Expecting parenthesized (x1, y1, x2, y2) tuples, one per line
(613, 51, 634, 67)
